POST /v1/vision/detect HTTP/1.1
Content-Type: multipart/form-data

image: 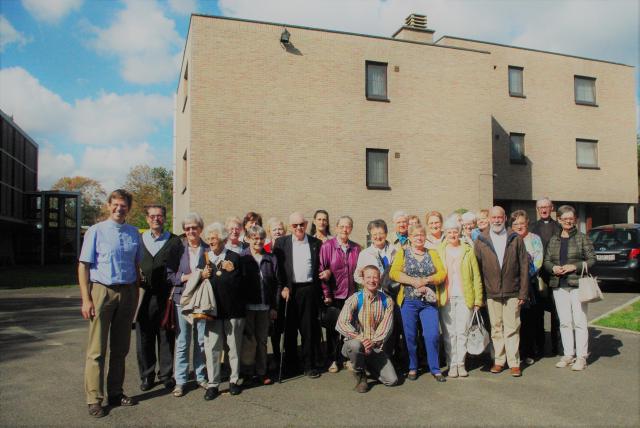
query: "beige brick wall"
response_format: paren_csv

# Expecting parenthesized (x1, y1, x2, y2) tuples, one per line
(174, 16, 494, 241)
(438, 37, 638, 205)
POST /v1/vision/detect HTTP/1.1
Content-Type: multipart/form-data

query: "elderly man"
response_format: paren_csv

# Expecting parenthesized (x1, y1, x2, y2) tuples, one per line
(474, 206, 529, 377)
(531, 197, 562, 356)
(273, 212, 322, 378)
(136, 205, 182, 392)
(392, 210, 410, 249)
(79, 189, 142, 418)
(337, 265, 397, 392)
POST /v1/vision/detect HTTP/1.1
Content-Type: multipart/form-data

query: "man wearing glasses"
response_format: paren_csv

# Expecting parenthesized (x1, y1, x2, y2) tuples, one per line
(531, 197, 562, 356)
(273, 212, 323, 378)
(136, 205, 183, 392)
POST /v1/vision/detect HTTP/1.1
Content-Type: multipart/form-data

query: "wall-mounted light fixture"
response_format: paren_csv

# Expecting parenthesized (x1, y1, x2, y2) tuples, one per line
(280, 28, 290, 44)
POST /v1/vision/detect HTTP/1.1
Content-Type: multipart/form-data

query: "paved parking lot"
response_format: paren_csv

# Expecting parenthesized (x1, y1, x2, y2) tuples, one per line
(0, 285, 638, 426)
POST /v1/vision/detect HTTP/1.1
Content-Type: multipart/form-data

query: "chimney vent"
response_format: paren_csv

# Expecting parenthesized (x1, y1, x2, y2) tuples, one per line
(405, 14, 427, 30)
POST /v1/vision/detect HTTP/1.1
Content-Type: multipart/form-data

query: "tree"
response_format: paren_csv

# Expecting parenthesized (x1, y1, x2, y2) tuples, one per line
(51, 176, 107, 226)
(123, 165, 173, 230)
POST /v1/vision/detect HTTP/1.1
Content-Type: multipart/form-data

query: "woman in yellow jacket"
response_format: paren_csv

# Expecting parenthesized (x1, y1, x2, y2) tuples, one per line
(390, 224, 447, 382)
(437, 216, 484, 378)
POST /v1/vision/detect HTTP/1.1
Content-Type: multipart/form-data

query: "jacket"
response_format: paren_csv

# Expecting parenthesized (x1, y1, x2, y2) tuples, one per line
(198, 249, 246, 319)
(166, 238, 209, 304)
(388, 247, 447, 307)
(474, 229, 529, 300)
(436, 241, 484, 308)
(180, 274, 217, 320)
(543, 227, 596, 288)
(240, 251, 284, 310)
(319, 237, 361, 300)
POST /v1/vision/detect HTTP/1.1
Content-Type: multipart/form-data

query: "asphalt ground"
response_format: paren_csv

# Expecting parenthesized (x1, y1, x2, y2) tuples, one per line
(0, 283, 638, 427)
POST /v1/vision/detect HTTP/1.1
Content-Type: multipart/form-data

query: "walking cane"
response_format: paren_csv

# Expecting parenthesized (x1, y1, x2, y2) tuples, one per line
(278, 298, 289, 383)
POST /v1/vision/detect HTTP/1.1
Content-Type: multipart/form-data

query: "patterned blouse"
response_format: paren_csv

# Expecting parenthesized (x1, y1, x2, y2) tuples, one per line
(522, 232, 544, 277)
(402, 248, 437, 301)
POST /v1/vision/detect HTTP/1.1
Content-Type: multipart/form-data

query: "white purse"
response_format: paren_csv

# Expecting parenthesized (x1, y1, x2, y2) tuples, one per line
(578, 263, 603, 303)
(466, 308, 490, 355)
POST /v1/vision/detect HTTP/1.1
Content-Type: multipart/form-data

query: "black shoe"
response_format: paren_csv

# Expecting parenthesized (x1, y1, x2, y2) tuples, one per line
(229, 383, 241, 395)
(304, 369, 320, 379)
(204, 387, 219, 401)
(433, 373, 446, 383)
(140, 378, 154, 392)
(107, 394, 137, 407)
(163, 378, 176, 390)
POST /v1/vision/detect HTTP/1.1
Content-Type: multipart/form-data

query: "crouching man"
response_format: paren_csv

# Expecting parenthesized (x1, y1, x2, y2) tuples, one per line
(336, 265, 398, 392)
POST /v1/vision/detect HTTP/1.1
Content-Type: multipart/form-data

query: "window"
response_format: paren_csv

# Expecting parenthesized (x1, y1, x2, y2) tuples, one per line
(576, 139, 598, 168)
(366, 149, 389, 189)
(366, 61, 388, 101)
(575, 76, 596, 105)
(509, 133, 525, 163)
(508, 66, 524, 97)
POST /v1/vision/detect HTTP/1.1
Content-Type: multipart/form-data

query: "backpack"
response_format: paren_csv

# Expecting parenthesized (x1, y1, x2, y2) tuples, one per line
(356, 290, 388, 313)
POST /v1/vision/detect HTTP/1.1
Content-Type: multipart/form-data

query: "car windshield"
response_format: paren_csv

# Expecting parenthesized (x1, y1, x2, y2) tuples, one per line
(588, 228, 639, 250)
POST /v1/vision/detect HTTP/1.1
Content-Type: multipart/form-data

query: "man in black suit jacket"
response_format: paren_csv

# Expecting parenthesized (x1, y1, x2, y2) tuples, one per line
(273, 212, 322, 378)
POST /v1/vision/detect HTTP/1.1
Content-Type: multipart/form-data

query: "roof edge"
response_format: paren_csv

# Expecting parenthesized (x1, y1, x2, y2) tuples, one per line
(0, 108, 39, 148)
(391, 25, 436, 38)
(435, 35, 634, 68)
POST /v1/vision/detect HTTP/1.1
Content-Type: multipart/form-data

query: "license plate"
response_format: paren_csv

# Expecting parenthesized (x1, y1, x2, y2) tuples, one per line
(596, 254, 615, 261)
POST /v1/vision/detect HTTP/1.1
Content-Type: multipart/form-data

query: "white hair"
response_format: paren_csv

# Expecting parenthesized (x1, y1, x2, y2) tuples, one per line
(536, 197, 553, 208)
(392, 210, 408, 222)
(461, 211, 477, 223)
(203, 222, 228, 241)
(443, 215, 461, 232)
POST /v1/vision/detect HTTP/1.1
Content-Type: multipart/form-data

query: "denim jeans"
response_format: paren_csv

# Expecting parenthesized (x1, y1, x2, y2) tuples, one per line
(400, 298, 441, 374)
(174, 304, 207, 386)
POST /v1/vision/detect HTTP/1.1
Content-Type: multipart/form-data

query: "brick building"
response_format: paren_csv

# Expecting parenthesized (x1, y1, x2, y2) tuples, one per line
(173, 13, 637, 241)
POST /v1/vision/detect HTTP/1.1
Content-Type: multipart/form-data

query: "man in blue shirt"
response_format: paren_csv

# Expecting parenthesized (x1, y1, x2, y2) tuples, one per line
(79, 189, 142, 418)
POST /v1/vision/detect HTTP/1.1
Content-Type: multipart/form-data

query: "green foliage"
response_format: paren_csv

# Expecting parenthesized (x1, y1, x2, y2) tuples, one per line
(454, 208, 469, 215)
(51, 176, 106, 226)
(594, 300, 640, 332)
(123, 165, 173, 230)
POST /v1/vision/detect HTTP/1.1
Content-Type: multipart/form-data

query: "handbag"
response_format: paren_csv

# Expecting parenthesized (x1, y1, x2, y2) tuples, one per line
(578, 263, 603, 303)
(466, 308, 490, 355)
(160, 286, 177, 331)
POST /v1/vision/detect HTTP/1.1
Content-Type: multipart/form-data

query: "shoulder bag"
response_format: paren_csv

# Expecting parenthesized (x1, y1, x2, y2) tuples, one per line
(578, 263, 603, 303)
(466, 308, 490, 355)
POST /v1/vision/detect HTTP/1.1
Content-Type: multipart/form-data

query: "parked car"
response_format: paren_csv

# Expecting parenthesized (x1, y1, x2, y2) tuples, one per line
(588, 224, 640, 286)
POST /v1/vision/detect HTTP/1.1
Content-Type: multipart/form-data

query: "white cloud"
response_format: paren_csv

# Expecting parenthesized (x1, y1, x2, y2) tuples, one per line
(0, 67, 173, 146)
(89, 0, 183, 84)
(217, 0, 638, 67)
(22, 0, 82, 24)
(168, 0, 197, 15)
(38, 144, 76, 189)
(0, 15, 30, 51)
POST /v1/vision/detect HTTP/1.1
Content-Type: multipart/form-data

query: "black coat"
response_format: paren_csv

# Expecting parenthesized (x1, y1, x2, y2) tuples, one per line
(241, 251, 285, 310)
(273, 234, 322, 290)
(198, 249, 246, 319)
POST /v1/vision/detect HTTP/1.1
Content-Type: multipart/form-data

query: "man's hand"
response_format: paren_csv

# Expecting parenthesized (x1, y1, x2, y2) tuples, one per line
(81, 299, 95, 320)
(319, 269, 331, 281)
(362, 338, 373, 355)
(281, 287, 290, 302)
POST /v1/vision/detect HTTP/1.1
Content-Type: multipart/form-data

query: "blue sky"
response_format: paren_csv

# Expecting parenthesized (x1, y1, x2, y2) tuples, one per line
(0, 0, 638, 191)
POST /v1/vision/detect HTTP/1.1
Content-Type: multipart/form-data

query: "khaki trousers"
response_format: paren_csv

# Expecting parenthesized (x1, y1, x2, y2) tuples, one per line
(487, 297, 521, 368)
(84, 283, 136, 404)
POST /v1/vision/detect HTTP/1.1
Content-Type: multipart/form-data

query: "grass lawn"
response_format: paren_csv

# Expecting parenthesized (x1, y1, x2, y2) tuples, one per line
(0, 264, 78, 289)
(594, 300, 640, 332)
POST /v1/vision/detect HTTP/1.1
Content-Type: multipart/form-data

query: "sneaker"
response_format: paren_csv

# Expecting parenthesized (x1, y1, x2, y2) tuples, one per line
(172, 386, 184, 397)
(458, 365, 468, 377)
(571, 357, 587, 371)
(555, 356, 576, 368)
(328, 361, 339, 373)
(448, 365, 458, 378)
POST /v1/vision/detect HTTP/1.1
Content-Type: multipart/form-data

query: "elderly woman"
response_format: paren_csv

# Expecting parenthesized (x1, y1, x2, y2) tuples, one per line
(166, 213, 209, 398)
(310, 209, 332, 242)
(392, 210, 410, 248)
(390, 224, 447, 382)
(543, 205, 595, 371)
(510, 210, 544, 364)
(199, 222, 246, 399)
(225, 216, 248, 254)
(408, 215, 421, 228)
(437, 216, 483, 378)
(240, 225, 282, 385)
(319, 215, 361, 373)
(461, 211, 477, 246)
(425, 211, 445, 250)
(354, 219, 397, 290)
(242, 211, 263, 243)
(264, 217, 286, 253)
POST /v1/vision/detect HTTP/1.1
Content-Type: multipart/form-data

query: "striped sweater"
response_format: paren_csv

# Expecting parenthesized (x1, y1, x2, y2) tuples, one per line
(335, 290, 394, 348)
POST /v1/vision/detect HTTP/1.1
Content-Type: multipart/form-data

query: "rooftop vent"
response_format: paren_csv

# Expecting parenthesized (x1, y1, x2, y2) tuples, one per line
(405, 14, 427, 30)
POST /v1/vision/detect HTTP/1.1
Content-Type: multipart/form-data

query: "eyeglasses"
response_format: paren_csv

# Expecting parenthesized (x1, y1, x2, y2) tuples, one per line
(559, 217, 575, 223)
(291, 223, 306, 229)
(184, 226, 199, 231)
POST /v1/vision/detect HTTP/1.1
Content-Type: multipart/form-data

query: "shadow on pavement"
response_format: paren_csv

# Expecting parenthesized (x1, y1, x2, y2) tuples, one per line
(588, 328, 623, 364)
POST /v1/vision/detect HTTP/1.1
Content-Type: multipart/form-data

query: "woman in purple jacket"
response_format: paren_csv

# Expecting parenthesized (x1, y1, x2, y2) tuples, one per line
(319, 215, 361, 373)
(166, 212, 209, 397)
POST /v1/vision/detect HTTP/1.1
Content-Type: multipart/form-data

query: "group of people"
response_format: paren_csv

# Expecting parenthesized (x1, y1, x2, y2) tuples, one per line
(78, 190, 596, 418)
